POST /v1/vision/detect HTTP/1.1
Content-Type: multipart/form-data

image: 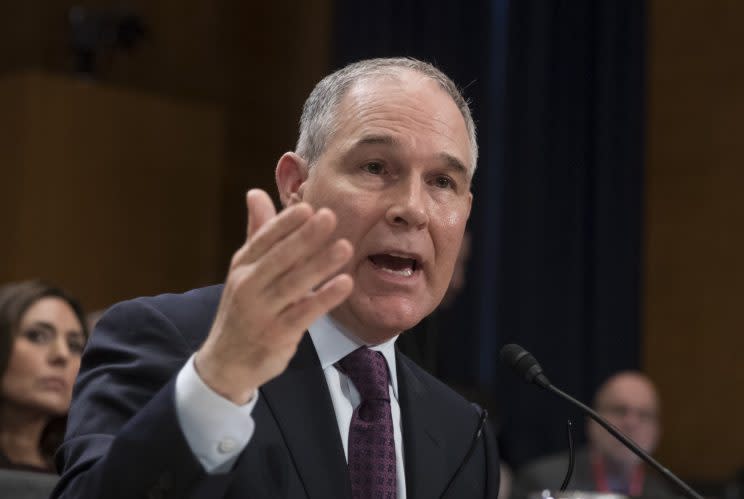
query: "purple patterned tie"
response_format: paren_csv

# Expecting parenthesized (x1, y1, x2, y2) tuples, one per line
(338, 347, 397, 499)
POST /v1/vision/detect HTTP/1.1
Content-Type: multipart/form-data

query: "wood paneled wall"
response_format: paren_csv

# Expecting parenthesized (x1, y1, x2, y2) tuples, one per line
(218, 0, 333, 267)
(645, 0, 744, 481)
(0, 0, 332, 311)
(0, 71, 224, 309)
(0, 1, 224, 100)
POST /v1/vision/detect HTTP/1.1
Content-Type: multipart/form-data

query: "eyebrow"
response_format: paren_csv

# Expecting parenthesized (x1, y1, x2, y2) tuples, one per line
(353, 134, 471, 178)
(437, 152, 469, 179)
(27, 321, 55, 332)
(354, 134, 399, 149)
(26, 320, 84, 338)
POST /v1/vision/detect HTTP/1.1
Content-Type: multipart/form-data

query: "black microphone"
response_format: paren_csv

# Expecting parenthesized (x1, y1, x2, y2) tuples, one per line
(500, 343, 704, 499)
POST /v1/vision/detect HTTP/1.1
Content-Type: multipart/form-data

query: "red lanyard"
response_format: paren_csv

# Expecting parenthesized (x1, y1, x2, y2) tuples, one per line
(591, 453, 644, 496)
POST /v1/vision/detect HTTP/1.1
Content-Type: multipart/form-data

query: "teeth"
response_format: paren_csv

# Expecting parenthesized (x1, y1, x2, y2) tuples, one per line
(379, 267, 413, 277)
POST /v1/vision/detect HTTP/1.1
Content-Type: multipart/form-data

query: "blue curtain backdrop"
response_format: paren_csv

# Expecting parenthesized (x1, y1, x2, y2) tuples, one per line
(332, 0, 646, 467)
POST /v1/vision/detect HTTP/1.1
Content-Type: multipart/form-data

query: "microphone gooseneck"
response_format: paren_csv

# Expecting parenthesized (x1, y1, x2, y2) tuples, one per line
(439, 406, 489, 498)
(500, 344, 704, 499)
(559, 419, 575, 492)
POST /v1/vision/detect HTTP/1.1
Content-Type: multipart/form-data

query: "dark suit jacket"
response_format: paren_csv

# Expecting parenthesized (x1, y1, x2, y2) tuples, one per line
(52, 285, 499, 498)
(512, 447, 676, 499)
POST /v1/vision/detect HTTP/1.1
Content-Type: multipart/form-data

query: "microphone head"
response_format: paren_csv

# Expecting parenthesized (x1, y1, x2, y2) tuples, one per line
(500, 343, 551, 388)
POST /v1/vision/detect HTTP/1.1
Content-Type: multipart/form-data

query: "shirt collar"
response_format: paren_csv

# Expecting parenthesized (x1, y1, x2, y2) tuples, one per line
(308, 314, 399, 398)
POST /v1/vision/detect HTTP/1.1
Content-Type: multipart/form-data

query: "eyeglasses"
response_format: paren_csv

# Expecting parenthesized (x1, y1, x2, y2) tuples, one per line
(598, 404, 658, 424)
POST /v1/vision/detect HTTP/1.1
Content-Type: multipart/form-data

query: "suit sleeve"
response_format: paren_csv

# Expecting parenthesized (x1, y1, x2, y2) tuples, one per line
(51, 298, 240, 499)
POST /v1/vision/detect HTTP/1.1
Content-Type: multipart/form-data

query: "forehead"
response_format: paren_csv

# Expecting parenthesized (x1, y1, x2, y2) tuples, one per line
(599, 375, 658, 409)
(331, 71, 472, 170)
(20, 297, 79, 328)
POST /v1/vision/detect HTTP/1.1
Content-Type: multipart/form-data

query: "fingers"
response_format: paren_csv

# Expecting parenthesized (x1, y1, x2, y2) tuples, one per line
(198, 191, 356, 402)
(226, 194, 353, 326)
(271, 273, 354, 345)
(246, 189, 277, 240)
(263, 238, 352, 312)
(250, 207, 340, 290)
(233, 199, 313, 269)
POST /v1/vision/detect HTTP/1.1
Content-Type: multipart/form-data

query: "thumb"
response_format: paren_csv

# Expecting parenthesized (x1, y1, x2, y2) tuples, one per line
(246, 189, 277, 240)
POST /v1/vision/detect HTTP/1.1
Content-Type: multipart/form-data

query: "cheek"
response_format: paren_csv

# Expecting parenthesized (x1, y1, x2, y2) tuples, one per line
(1, 357, 34, 399)
(433, 215, 468, 262)
(66, 359, 82, 384)
(440, 206, 468, 227)
(436, 198, 469, 229)
(635, 425, 657, 444)
(329, 195, 380, 243)
(4, 344, 40, 382)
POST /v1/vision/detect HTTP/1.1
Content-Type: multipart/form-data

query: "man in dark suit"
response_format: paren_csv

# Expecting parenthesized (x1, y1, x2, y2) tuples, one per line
(512, 372, 674, 498)
(52, 58, 499, 499)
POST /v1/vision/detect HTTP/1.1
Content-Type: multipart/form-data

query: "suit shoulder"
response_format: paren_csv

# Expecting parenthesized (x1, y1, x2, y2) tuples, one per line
(100, 284, 223, 350)
(130, 284, 223, 320)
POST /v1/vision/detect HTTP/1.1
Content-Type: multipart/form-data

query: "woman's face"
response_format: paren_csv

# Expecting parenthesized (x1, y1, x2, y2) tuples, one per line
(2, 297, 85, 416)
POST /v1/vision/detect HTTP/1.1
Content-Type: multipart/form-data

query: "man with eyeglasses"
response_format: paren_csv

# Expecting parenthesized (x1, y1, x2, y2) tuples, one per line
(512, 371, 675, 498)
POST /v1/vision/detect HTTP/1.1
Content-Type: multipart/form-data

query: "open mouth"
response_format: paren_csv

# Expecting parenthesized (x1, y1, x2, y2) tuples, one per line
(368, 253, 419, 277)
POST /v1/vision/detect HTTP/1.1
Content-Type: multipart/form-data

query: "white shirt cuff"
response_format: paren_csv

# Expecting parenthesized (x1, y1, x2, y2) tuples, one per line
(174, 353, 258, 473)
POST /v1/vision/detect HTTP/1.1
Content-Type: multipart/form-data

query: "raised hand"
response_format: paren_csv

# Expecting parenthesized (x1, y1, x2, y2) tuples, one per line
(194, 189, 353, 404)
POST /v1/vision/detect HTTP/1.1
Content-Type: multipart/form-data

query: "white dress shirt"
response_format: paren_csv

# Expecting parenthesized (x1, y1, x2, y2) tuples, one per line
(174, 314, 407, 498)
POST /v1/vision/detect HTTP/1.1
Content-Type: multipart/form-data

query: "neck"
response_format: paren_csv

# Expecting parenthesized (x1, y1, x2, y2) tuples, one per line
(0, 401, 50, 468)
(597, 451, 639, 477)
(328, 310, 400, 347)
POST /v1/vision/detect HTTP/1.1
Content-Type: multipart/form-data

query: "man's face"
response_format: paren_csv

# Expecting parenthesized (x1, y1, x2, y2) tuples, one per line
(296, 71, 473, 344)
(587, 373, 660, 468)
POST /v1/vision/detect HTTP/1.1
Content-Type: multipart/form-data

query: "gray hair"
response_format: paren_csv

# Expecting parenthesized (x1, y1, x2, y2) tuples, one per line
(296, 57, 478, 174)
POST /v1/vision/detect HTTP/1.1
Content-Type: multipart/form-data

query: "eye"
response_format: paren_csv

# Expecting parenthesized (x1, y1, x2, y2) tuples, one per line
(433, 175, 455, 190)
(362, 161, 384, 175)
(23, 328, 51, 344)
(68, 337, 86, 355)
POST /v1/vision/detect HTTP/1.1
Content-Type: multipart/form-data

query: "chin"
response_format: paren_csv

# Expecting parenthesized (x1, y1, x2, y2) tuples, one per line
(609, 448, 642, 468)
(32, 396, 70, 417)
(339, 295, 434, 343)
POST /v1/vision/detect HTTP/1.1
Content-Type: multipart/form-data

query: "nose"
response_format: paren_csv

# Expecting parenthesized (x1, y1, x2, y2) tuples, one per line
(385, 176, 429, 229)
(618, 409, 649, 434)
(48, 337, 70, 366)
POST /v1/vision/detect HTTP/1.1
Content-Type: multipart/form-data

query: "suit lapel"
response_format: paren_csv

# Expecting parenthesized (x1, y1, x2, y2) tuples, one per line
(260, 334, 351, 499)
(397, 350, 448, 499)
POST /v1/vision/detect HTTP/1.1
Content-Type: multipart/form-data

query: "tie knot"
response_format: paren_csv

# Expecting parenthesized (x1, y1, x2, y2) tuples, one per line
(338, 346, 390, 402)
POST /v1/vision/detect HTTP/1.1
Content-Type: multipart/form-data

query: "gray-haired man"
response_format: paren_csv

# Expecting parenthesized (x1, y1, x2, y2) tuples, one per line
(54, 58, 499, 499)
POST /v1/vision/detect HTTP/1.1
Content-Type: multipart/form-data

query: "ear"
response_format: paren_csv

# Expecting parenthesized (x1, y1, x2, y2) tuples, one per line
(275, 152, 309, 207)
